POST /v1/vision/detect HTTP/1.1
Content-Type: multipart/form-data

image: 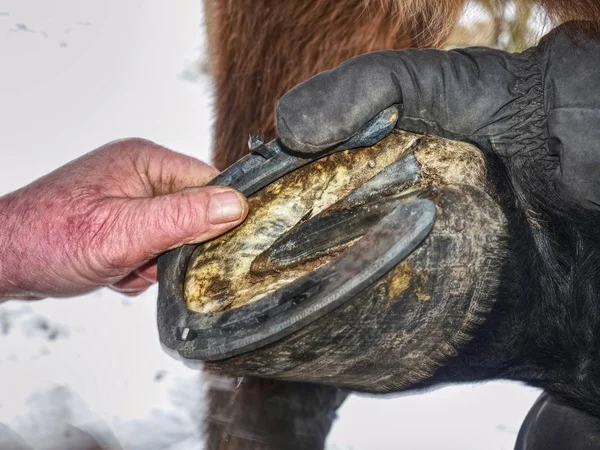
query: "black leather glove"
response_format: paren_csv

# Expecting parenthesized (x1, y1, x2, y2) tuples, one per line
(276, 22, 600, 208)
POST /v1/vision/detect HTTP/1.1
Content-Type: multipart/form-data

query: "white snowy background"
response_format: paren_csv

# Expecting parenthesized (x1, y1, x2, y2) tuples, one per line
(0, 1, 542, 449)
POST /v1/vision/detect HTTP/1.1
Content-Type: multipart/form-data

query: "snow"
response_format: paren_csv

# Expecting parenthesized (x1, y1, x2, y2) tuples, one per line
(0, 1, 541, 448)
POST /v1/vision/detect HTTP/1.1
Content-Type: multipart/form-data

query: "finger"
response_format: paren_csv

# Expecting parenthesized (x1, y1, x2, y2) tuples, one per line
(110, 286, 150, 297)
(115, 139, 220, 196)
(125, 186, 248, 259)
(276, 47, 518, 153)
(134, 259, 158, 283)
(137, 144, 219, 196)
(110, 272, 154, 294)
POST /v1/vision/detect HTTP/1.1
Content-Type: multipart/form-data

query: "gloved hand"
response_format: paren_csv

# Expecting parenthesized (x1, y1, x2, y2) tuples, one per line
(276, 22, 600, 208)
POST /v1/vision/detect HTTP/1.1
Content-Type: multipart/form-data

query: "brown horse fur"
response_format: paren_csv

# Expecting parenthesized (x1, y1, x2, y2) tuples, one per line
(208, 0, 600, 170)
(202, 1, 600, 448)
(203, 373, 348, 450)
(207, 0, 467, 172)
(537, 0, 600, 24)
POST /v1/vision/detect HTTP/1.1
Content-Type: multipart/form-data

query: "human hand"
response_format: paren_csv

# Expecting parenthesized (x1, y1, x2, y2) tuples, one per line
(275, 22, 600, 207)
(0, 138, 248, 300)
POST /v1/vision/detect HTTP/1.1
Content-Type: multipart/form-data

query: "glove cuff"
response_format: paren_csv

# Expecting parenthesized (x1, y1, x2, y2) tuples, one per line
(491, 46, 548, 162)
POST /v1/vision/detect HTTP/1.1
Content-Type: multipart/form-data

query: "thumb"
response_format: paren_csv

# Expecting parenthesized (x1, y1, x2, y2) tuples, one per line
(132, 186, 248, 256)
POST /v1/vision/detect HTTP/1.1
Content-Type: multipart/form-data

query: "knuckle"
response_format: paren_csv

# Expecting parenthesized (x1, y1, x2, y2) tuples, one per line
(117, 137, 158, 151)
(96, 137, 157, 157)
(102, 138, 164, 168)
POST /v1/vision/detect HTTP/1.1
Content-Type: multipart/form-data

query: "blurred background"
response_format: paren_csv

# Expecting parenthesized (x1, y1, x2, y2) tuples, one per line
(0, 1, 546, 448)
(449, 0, 546, 50)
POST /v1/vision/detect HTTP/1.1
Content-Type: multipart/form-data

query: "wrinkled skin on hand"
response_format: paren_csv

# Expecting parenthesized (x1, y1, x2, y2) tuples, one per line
(0, 138, 248, 300)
